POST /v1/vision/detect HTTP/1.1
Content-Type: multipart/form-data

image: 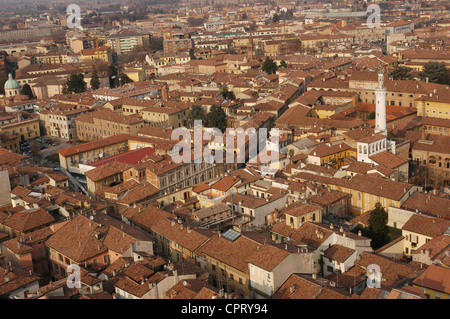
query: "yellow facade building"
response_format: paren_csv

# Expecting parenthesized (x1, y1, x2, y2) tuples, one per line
(81, 45, 113, 63)
(416, 92, 450, 119)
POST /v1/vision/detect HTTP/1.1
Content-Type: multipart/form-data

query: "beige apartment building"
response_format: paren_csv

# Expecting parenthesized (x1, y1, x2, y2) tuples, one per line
(140, 102, 191, 128)
(75, 109, 145, 141)
(0, 112, 40, 142)
(39, 103, 89, 140)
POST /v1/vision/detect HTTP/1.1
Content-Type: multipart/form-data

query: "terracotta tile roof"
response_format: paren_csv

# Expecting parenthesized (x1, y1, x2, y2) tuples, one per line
(270, 221, 334, 249)
(150, 218, 210, 253)
(137, 126, 174, 140)
(309, 142, 351, 158)
(386, 285, 426, 299)
(129, 205, 173, 230)
(4, 208, 55, 234)
(58, 134, 130, 157)
(100, 257, 133, 278)
(193, 203, 231, 220)
(369, 151, 409, 169)
(85, 160, 132, 182)
(197, 233, 261, 273)
(401, 193, 450, 219)
(293, 172, 416, 202)
(412, 264, 450, 295)
(245, 244, 290, 272)
(223, 191, 287, 210)
(117, 182, 159, 205)
(210, 176, 240, 192)
(309, 189, 348, 206)
(412, 135, 450, 155)
(46, 172, 69, 182)
(282, 202, 322, 218)
(325, 266, 366, 289)
(45, 214, 150, 263)
(402, 215, 450, 238)
(0, 267, 39, 296)
(359, 287, 384, 299)
(167, 279, 213, 299)
(114, 266, 157, 298)
(29, 175, 50, 187)
(355, 252, 423, 289)
(413, 235, 450, 262)
(273, 273, 351, 299)
(324, 244, 355, 263)
(193, 286, 220, 299)
(2, 238, 33, 255)
(10, 186, 31, 198)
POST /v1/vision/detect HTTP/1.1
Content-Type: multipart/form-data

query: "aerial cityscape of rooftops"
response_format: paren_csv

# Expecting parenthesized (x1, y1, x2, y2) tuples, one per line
(0, 0, 448, 302)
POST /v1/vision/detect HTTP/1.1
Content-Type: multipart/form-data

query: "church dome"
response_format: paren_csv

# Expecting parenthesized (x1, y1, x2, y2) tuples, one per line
(4, 73, 20, 90)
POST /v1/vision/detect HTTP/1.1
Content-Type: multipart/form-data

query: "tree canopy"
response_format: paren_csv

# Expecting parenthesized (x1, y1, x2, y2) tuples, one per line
(62, 73, 87, 94)
(390, 65, 413, 80)
(220, 87, 235, 100)
(419, 62, 450, 85)
(21, 83, 34, 99)
(187, 105, 206, 128)
(262, 57, 278, 74)
(207, 104, 227, 132)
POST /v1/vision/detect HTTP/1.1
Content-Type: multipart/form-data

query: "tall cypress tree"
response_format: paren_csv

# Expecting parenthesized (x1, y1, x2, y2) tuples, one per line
(90, 67, 100, 90)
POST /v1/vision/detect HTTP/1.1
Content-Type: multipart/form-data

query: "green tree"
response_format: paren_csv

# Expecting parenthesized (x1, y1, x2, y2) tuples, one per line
(90, 67, 100, 90)
(272, 13, 280, 23)
(109, 64, 119, 88)
(62, 73, 87, 94)
(280, 60, 287, 68)
(368, 202, 389, 249)
(262, 57, 278, 74)
(207, 104, 227, 132)
(226, 90, 235, 100)
(390, 66, 413, 80)
(419, 62, 450, 85)
(187, 105, 206, 128)
(21, 83, 34, 99)
(220, 87, 235, 100)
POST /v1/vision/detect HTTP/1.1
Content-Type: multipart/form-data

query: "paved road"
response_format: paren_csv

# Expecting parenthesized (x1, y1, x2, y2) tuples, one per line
(36, 136, 81, 162)
(38, 142, 72, 160)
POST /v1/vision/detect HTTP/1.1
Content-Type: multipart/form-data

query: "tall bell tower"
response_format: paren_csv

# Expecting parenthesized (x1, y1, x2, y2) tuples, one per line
(375, 69, 387, 135)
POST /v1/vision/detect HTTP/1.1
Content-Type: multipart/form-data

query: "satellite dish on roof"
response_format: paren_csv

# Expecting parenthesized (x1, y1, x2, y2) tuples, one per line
(90, 216, 94, 221)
